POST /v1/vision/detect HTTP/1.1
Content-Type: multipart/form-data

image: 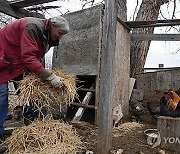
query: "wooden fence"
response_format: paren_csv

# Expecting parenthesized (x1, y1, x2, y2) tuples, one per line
(136, 68, 180, 95)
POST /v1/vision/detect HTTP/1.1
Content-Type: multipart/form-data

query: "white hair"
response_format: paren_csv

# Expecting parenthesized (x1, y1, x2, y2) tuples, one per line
(50, 16, 70, 34)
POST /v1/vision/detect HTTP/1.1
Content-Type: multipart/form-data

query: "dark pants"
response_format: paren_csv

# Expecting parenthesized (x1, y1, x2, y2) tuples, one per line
(0, 83, 8, 135)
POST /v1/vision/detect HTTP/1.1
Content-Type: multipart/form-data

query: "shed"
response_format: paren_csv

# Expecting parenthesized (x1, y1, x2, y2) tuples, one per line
(52, 5, 131, 123)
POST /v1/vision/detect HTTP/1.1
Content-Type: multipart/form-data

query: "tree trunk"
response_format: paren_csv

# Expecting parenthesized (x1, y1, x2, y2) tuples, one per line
(117, 0, 127, 21)
(130, 0, 169, 78)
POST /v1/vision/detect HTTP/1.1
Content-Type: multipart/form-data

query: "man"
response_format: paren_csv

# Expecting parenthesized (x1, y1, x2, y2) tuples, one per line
(0, 15, 70, 136)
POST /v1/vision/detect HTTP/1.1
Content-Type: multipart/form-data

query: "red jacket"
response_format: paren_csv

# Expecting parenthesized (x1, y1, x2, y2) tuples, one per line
(0, 17, 58, 84)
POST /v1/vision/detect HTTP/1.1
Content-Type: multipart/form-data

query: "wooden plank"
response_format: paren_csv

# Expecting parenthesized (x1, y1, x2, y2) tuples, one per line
(150, 72, 157, 92)
(70, 102, 96, 109)
(161, 71, 171, 90)
(78, 88, 95, 92)
(171, 70, 180, 89)
(126, 19, 180, 28)
(156, 71, 164, 90)
(136, 73, 151, 94)
(129, 78, 136, 100)
(10, 0, 58, 8)
(113, 19, 130, 115)
(131, 34, 180, 41)
(97, 0, 117, 153)
(72, 82, 95, 121)
(0, 0, 43, 18)
(136, 69, 180, 95)
(157, 116, 180, 153)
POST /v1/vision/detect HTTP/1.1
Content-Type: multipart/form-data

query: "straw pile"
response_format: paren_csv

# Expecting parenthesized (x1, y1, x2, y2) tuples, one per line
(5, 120, 83, 154)
(11, 69, 77, 114)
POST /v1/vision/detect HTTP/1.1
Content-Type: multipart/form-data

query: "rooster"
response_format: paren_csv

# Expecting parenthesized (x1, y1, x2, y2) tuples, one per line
(167, 89, 180, 111)
(147, 94, 180, 118)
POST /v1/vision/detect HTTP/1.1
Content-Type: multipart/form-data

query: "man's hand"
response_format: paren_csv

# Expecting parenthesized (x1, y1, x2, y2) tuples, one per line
(47, 73, 64, 87)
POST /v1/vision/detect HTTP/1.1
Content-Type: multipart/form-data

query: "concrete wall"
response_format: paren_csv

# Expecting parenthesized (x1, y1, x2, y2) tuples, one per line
(52, 5, 101, 75)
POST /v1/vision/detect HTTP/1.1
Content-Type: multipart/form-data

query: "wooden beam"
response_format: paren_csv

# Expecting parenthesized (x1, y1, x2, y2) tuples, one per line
(78, 88, 95, 92)
(10, 0, 58, 8)
(97, 0, 117, 153)
(117, 17, 130, 31)
(0, 0, 43, 18)
(131, 34, 180, 41)
(70, 102, 96, 109)
(125, 19, 180, 28)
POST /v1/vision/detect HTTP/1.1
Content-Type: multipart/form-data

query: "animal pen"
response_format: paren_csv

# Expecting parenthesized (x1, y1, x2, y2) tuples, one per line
(129, 20, 180, 153)
(0, 1, 130, 153)
(136, 68, 180, 153)
(1, 0, 180, 153)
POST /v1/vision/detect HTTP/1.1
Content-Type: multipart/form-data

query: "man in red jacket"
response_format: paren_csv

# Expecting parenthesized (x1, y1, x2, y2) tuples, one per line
(0, 15, 69, 136)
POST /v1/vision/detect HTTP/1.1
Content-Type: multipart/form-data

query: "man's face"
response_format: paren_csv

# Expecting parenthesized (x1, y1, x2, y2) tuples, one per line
(50, 24, 64, 41)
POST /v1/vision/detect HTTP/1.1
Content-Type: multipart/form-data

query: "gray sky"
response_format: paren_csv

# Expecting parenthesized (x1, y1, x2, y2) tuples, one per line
(127, 0, 180, 68)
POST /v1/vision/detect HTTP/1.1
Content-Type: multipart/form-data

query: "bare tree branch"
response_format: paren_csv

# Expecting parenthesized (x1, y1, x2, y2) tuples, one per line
(172, 0, 176, 19)
(132, 0, 139, 21)
(27, 5, 60, 11)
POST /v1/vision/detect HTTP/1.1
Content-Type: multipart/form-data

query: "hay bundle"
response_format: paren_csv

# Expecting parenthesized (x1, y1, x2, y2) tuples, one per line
(12, 70, 77, 113)
(6, 120, 83, 154)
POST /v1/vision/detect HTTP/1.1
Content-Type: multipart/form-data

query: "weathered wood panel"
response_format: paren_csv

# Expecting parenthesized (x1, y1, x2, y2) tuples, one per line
(150, 72, 157, 93)
(52, 5, 101, 75)
(113, 20, 130, 115)
(136, 72, 151, 94)
(136, 69, 180, 95)
(157, 116, 180, 153)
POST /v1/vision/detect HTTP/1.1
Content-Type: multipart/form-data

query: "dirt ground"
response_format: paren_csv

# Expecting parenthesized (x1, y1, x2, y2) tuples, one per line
(4, 87, 180, 154)
(1, 115, 179, 154)
(78, 116, 179, 154)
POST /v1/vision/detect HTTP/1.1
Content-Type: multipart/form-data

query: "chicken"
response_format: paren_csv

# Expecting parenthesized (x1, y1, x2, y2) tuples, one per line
(147, 95, 180, 118)
(130, 101, 145, 122)
(147, 102, 160, 119)
(167, 89, 180, 111)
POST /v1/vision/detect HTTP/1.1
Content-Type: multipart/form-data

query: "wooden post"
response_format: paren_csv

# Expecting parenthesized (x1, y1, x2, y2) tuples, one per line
(97, 0, 117, 153)
(157, 116, 180, 153)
